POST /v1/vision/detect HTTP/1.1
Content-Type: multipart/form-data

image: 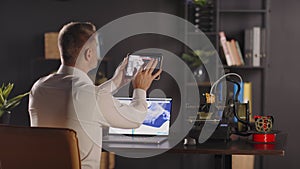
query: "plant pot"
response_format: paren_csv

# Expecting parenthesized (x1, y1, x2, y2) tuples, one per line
(193, 65, 208, 82)
(0, 111, 11, 124)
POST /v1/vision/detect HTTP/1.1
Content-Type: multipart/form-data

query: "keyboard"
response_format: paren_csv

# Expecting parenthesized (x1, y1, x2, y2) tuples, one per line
(102, 135, 168, 144)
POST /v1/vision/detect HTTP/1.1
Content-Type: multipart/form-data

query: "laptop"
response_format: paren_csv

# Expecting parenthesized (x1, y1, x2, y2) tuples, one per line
(103, 97, 172, 144)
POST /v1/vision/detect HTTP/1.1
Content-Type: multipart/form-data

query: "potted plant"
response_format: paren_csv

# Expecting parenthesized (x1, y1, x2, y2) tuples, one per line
(181, 49, 216, 82)
(193, 0, 208, 6)
(0, 83, 29, 124)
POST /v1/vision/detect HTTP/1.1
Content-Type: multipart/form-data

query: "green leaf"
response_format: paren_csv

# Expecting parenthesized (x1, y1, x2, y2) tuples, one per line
(4, 92, 29, 110)
(10, 92, 29, 101)
(0, 90, 5, 105)
(0, 82, 29, 113)
(193, 0, 207, 6)
(5, 101, 21, 110)
(181, 53, 194, 62)
(4, 99, 21, 110)
(3, 83, 14, 99)
(0, 83, 4, 92)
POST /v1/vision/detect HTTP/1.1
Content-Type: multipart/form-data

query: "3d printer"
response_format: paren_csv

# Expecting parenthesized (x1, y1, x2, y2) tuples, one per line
(184, 73, 253, 145)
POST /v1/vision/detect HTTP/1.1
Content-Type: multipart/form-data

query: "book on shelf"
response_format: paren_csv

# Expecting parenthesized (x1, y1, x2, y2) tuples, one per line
(226, 41, 236, 65)
(219, 32, 245, 66)
(219, 31, 233, 66)
(244, 27, 266, 67)
(235, 40, 245, 66)
(244, 29, 253, 66)
(253, 27, 261, 67)
(243, 82, 252, 116)
(230, 39, 244, 66)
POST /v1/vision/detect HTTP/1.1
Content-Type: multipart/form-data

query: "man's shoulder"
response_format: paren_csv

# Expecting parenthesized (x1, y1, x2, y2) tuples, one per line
(33, 74, 55, 86)
(32, 73, 94, 91)
(32, 73, 74, 89)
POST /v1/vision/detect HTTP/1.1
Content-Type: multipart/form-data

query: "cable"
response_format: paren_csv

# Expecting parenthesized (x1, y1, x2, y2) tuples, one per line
(226, 77, 241, 102)
(209, 73, 243, 95)
(209, 73, 251, 137)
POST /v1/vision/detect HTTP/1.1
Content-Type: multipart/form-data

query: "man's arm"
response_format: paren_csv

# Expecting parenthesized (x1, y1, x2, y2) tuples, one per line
(97, 57, 131, 94)
(95, 88, 147, 128)
(96, 58, 162, 128)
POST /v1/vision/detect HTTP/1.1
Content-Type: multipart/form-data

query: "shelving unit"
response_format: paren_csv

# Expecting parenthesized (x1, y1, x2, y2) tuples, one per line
(218, 0, 270, 116)
(183, 1, 270, 169)
(184, 0, 270, 116)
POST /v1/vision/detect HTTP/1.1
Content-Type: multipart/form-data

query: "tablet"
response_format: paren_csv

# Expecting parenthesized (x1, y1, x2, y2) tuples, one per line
(125, 53, 163, 80)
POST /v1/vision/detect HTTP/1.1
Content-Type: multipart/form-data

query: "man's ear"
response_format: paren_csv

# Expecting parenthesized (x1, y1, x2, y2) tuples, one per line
(84, 48, 92, 61)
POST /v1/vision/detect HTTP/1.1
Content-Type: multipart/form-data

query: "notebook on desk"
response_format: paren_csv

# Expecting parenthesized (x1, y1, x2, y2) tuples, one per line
(103, 97, 172, 144)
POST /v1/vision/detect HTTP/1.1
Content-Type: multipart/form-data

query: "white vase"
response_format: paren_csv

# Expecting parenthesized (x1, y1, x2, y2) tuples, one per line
(193, 65, 208, 82)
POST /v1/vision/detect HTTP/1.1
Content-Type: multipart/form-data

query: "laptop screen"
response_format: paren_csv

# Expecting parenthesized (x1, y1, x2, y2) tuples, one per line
(109, 97, 172, 136)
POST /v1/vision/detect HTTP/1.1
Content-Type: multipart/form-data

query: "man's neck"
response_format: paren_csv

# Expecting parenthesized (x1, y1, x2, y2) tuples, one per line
(63, 63, 89, 74)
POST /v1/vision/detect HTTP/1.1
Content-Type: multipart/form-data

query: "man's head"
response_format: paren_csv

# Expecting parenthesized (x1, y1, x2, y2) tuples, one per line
(58, 22, 99, 72)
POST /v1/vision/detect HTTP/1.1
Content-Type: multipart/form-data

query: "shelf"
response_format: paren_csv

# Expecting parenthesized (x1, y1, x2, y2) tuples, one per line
(222, 66, 264, 70)
(187, 81, 211, 87)
(219, 9, 268, 13)
(184, 0, 269, 121)
(187, 32, 217, 36)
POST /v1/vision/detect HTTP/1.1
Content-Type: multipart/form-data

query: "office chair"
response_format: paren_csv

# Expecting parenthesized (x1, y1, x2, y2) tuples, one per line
(0, 125, 81, 169)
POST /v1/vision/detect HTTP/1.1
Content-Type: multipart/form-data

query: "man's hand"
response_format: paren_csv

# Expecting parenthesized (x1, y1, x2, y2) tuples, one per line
(132, 59, 162, 91)
(111, 56, 131, 89)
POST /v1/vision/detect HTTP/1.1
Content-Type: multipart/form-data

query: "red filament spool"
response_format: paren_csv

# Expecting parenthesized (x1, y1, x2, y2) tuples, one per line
(253, 133, 276, 143)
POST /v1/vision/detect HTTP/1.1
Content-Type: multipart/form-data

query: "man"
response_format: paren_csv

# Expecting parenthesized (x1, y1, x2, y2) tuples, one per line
(29, 22, 162, 169)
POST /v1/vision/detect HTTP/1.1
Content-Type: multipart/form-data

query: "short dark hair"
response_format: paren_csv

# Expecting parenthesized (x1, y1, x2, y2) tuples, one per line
(58, 22, 96, 65)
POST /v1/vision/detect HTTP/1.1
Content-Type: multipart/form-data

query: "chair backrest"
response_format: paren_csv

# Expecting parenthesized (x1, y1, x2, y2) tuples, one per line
(0, 125, 81, 169)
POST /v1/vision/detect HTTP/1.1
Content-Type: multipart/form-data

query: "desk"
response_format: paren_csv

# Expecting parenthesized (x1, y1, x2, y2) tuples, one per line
(103, 134, 286, 169)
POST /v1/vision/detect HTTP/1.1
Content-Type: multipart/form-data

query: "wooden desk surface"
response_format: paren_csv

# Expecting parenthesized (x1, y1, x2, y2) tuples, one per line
(103, 134, 286, 156)
(170, 136, 285, 156)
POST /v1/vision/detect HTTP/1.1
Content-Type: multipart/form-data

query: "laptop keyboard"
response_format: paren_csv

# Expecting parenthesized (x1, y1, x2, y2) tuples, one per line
(103, 135, 168, 144)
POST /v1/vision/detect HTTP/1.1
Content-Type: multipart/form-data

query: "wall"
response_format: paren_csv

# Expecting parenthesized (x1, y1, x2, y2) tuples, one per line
(264, 0, 300, 168)
(1, 0, 299, 169)
(0, 0, 207, 169)
(0, 0, 182, 126)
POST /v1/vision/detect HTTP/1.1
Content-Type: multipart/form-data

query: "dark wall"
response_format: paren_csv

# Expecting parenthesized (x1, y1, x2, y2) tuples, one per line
(264, 0, 300, 168)
(1, 0, 299, 169)
(0, 0, 181, 126)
